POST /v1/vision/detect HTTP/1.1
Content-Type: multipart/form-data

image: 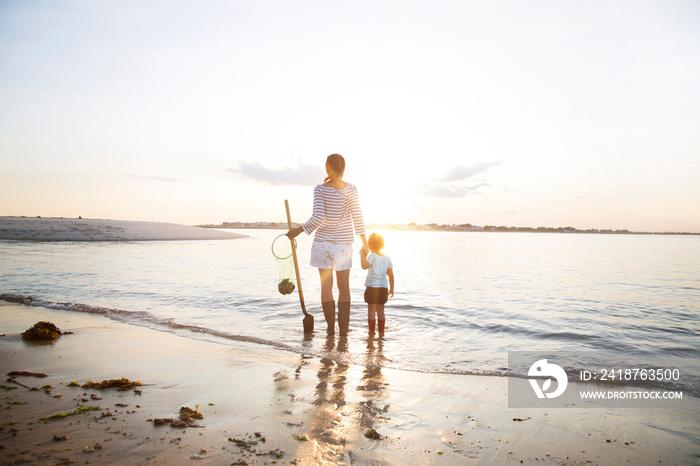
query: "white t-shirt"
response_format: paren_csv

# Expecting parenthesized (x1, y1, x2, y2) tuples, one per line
(365, 253, 393, 288)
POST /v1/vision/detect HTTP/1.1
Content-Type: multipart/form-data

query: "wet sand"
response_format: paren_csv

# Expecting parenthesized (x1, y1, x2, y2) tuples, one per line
(1, 302, 698, 465)
(0, 217, 246, 241)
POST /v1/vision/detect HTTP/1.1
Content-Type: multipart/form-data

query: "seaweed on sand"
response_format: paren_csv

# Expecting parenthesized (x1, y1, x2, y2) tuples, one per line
(74, 377, 141, 391)
(21, 321, 62, 341)
(39, 406, 101, 422)
(228, 432, 284, 459)
(149, 405, 204, 428)
(179, 405, 203, 420)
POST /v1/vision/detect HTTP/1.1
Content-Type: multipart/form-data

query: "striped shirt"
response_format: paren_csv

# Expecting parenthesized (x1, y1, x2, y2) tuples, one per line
(302, 183, 366, 244)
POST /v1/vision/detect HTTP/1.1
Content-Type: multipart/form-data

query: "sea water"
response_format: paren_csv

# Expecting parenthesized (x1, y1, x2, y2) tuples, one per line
(1, 230, 699, 396)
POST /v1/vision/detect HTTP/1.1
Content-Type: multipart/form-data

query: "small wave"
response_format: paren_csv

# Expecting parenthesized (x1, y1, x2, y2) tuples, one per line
(539, 331, 606, 343)
(0, 293, 299, 354)
(3, 293, 699, 398)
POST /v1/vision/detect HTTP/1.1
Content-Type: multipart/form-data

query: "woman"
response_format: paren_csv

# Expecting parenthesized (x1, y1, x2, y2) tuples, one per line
(287, 154, 369, 335)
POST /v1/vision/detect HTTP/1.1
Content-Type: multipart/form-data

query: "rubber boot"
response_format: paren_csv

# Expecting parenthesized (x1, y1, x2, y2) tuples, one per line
(378, 319, 385, 334)
(368, 319, 376, 333)
(338, 302, 351, 336)
(322, 301, 336, 334)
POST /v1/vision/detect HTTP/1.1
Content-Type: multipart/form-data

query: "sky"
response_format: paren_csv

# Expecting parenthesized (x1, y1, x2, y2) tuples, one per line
(1, 0, 699, 232)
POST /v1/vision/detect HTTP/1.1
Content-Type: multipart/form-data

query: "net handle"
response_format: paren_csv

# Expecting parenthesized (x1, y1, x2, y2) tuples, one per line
(285, 200, 308, 316)
(271, 234, 296, 260)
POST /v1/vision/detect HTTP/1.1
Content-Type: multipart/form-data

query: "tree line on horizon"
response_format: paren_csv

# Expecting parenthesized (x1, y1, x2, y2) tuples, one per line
(199, 221, 698, 235)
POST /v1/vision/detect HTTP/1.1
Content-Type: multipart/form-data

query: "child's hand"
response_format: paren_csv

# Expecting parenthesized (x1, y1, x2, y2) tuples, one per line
(360, 248, 367, 258)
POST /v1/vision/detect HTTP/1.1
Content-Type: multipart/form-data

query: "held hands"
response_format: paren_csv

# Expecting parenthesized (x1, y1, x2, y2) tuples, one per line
(359, 247, 370, 270)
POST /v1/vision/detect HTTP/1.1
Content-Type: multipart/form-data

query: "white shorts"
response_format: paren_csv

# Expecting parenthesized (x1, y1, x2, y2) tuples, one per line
(310, 241, 353, 271)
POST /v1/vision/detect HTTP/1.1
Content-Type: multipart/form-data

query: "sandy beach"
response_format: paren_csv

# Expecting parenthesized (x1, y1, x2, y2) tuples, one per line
(0, 217, 246, 242)
(1, 302, 698, 465)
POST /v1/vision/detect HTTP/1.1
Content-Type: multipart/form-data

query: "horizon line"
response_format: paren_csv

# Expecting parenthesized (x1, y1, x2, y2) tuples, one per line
(200, 220, 700, 236)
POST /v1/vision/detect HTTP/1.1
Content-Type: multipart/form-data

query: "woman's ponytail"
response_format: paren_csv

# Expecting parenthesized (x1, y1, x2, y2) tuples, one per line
(324, 153, 346, 182)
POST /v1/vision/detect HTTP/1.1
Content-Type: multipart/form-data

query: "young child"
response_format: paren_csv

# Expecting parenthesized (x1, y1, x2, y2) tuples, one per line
(360, 233, 394, 334)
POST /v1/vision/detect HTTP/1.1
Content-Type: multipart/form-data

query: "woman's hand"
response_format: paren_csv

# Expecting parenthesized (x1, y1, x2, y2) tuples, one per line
(286, 226, 303, 239)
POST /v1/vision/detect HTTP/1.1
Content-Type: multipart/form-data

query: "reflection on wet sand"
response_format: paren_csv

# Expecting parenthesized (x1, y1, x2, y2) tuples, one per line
(296, 334, 351, 463)
(296, 333, 390, 463)
(358, 335, 390, 439)
(270, 331, 391, 463)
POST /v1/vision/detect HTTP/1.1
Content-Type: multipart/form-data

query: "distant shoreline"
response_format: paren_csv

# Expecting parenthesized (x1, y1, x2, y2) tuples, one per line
(199, 221, 700, 236)
(0, 217, 247, 241)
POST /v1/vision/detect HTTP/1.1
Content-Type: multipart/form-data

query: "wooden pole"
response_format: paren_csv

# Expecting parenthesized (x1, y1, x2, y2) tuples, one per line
(285, 200, 312, 333)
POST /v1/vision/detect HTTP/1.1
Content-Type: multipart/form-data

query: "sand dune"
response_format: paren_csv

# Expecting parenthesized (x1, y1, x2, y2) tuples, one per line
(0, 217, 246, 241)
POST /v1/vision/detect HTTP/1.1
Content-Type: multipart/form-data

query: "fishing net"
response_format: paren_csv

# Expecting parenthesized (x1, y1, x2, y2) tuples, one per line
(271, 234, 296, 295)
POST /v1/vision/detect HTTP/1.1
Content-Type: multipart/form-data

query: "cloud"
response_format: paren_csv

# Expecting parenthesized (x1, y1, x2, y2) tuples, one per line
(442, 162, 500, 182)
(422, 162, 500, 198)
(228, 161, 325, 186)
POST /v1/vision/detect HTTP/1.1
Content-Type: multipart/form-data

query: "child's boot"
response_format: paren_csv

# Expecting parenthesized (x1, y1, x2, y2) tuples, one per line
(378, 319, 385, 334)
(338, 302, 351, 336)
(368, 319, 376, 333)
(322, 301, 335, 334)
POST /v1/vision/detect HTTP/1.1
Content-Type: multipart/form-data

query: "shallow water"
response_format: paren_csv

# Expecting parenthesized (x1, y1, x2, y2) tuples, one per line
(1, 229, 699, 395)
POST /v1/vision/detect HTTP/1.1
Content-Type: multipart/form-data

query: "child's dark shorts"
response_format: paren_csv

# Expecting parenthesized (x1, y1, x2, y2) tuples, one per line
(364, 287, 389, 305)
